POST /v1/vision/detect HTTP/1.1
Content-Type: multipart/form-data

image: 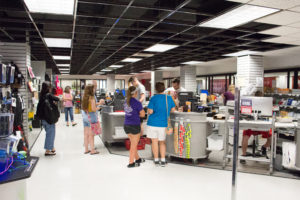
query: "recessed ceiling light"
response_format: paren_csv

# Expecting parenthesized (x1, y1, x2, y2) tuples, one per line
(53, 55, 70, 60)
(157, 66, 172, 70)
(141, 70, 152, 73)
(24, 0, 75, 15)
(57, 64, 70, 67)
(101, 69, 112, 72)
(133, 53, 155, 57)
(59, 68, 70, 70)
(223, 50, 262, 57)
(144, 44, 179, 52)
(44, 38, 71, 48)
(122, 58, 142, 62)
(199, 5, 278, 29)
(109, 65, 124, 68)
(181, 61, 204, 65)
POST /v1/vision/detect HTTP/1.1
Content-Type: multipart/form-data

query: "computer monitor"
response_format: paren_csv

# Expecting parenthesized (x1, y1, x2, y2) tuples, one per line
(240, 96, 273, 117)
(178, 92, 194, 106)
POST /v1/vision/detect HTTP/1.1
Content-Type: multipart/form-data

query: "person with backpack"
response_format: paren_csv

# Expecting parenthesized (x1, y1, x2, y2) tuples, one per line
(37, 82, 60, 156)
(63, 86, 77, 127)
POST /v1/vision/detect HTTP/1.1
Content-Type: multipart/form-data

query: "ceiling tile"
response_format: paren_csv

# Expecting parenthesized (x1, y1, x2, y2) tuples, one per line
(260, 26, 300, 35)
(256, 11, 300, 25)
(249, 0, 300, 9)
(287, 21, 300, 27)
(285, 32, 300, 38)
(226, 0, 251, 3)
(264, 36, 300, 44)
(288, 5, 300, 12)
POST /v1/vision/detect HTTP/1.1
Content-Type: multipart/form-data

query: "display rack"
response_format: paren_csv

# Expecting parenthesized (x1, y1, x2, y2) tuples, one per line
(223, 115, 276, 174)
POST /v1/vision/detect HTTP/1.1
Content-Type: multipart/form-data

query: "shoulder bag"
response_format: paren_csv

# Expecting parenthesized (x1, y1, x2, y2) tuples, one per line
(165, 94, 173, 135)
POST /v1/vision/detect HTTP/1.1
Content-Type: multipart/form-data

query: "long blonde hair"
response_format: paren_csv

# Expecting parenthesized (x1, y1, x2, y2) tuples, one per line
(82, 84, 94, 111)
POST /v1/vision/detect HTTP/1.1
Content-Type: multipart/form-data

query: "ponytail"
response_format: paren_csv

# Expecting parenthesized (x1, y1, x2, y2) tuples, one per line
(126, 86, 136, 106)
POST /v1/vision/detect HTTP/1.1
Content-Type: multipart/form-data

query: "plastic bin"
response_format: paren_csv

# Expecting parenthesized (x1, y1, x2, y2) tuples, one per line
(0, 113, 14, 138)
(125, 138, 146, 150)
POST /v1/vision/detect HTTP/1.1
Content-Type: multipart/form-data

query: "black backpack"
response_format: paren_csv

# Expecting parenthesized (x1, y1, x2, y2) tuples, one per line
(37, 94, 60, 124)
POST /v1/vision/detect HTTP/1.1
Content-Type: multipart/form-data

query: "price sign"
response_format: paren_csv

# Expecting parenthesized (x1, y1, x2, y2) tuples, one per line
(241, 99, 252, 114)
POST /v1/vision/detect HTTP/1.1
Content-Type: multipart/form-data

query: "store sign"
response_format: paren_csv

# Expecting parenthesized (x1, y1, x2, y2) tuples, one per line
(241, 99, 252, 114)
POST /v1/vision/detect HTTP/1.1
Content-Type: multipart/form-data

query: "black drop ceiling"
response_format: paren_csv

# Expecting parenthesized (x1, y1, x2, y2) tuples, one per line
(0, 0, 296, 74)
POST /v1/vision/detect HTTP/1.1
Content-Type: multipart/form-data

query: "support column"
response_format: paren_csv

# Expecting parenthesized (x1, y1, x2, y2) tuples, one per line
(180, 65, 197, 92)
(107, 74, 115, 94)
(236, 55, 264, 95)
(151, 71, 163, 95)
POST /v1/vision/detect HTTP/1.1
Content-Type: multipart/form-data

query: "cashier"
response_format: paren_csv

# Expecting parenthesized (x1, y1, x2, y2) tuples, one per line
(222, 84, 235, 105)
(165, 79, 186, 109)
(128, 76, 146, 105)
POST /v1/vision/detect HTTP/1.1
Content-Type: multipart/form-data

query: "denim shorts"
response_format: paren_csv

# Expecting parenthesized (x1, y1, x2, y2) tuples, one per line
(81, 111, 98, 127)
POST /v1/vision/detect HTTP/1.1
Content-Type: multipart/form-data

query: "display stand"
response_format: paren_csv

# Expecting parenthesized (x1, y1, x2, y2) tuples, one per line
(223, 116, 276, 174)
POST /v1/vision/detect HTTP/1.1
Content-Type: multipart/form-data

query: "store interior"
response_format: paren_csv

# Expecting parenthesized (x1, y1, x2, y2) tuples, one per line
(1, 0, 300, 199)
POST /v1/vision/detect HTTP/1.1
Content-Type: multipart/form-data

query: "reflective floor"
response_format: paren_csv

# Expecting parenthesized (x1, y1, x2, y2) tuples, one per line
(27, 114, 300, 200)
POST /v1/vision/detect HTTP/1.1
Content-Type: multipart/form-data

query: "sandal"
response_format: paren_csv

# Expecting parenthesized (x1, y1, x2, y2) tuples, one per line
(51, 149, 56, 153)
(45, 151, 56, 156)
(84, 150, 91, 154)
(90, 151, 99, 155)
(72, 123, 77, 126)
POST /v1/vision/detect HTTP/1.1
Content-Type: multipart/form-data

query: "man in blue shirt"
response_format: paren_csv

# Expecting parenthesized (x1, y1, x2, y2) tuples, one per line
(147, 82, 175, 167)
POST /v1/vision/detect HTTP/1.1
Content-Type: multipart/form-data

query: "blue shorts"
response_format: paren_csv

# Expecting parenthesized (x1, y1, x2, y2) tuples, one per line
(81, 111, 98, 127)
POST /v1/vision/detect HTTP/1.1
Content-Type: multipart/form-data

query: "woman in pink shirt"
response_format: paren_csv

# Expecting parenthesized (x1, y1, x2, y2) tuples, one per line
(63, 86, 77, 126)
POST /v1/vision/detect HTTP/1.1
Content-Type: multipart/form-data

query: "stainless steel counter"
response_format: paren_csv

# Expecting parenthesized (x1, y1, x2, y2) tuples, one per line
(166, 111, 210, 162)
(101, 106, 126, 145)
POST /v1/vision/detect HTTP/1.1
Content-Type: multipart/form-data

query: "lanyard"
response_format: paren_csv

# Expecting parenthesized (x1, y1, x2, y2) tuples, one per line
(174, 121, 179, 154)
(179, 122, 185, 157)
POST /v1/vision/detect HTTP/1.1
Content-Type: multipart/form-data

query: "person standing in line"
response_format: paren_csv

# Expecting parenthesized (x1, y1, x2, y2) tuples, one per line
(147, 82, 176, 167)
(128, 76, 146, 136)
(63, 86, 77, 127)
(37, 82, 60, 156)
(124, 86, 146, 168)
(81, 84, 99, 155)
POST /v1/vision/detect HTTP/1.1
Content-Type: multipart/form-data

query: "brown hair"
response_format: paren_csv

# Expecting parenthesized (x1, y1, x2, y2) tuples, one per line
(128, 76, 137, 84)
(172, 78, 180, 84)
(126, 86, 136, 106)
(155, 82, 165, 93)
(64, 86, 71, 93)
(82, 84, 95, 111)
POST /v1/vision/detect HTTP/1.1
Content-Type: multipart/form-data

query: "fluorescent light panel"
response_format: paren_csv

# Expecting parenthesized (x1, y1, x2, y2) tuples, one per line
(57, 64, 70, 67)
(157, 66, 172, 70)
(44, 38, 71, 48)
(133, 53, 154, 57)
(122, 58, 142, 62)
(144, 44, 179, 52)
(223, 50, 262, 57)
(109, 65, 124, 68)
(182, 61, 204, 65)
(199, 5, 278, 29)
(53, 55, 70, 60)
(101, 69, 112, 72)
(24, 0, 75, 15)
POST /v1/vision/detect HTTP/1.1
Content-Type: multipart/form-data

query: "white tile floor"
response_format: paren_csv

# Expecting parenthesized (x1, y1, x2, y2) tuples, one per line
(27, 114, 300, 200)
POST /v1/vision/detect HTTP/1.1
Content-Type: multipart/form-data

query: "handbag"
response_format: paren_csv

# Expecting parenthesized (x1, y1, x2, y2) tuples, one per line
(165, 94, 173, 135)
(88, 113, 101, 135)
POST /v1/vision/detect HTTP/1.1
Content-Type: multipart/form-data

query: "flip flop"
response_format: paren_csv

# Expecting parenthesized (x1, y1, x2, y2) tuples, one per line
(84, 150, 91, 154)
(51, 150, 56, 153)
(45, 151, 56, 156)
(90, 151, 99, 155)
